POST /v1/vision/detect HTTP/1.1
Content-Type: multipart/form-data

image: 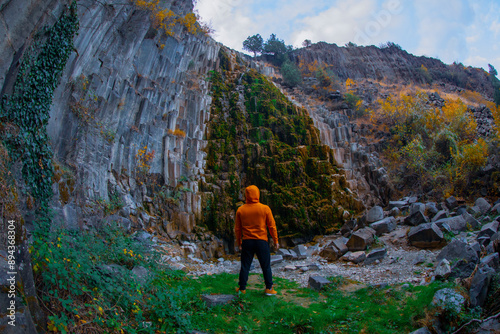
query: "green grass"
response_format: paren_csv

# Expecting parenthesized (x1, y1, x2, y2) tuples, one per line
(166, 273, 453, 334)
(33, 223, 457, 334)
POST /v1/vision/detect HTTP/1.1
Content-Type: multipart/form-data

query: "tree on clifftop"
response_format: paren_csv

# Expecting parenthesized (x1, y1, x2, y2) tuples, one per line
(243, 34, 263, 57)
(263, 33, 292, 65)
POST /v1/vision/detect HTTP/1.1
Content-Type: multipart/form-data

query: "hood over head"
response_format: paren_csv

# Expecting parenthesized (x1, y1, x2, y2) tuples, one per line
(245, 185, 260, 204)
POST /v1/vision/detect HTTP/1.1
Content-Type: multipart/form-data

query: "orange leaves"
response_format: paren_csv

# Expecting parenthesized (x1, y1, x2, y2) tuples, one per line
(133, 0, 201, 38)
(346, 78, 356, 92)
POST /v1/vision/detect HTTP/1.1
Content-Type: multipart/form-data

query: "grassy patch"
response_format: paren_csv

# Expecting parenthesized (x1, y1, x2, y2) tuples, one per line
(33, 223, 457, 333)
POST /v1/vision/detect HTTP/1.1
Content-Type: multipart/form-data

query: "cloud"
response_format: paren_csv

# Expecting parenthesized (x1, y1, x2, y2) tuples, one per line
(195, 0, 500, 72)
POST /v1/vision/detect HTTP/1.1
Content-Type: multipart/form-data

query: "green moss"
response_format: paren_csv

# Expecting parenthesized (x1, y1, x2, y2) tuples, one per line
(202, 49, 363, 240)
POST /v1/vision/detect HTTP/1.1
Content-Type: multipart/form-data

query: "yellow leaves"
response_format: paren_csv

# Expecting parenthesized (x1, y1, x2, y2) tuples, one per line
(133, 0, 201, 38)
(346, 78, 355, 92)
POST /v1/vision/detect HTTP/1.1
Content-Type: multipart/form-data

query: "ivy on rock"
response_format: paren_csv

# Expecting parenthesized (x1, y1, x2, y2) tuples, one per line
(0, 1, 79, 235)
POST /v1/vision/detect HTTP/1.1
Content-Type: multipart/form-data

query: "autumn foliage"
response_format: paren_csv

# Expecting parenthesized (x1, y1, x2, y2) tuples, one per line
(133, 0, 204, 37)
(372, 90, 489, 197)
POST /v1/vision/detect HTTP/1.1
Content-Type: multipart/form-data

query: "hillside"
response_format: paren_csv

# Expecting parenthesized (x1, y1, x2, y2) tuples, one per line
(0, 0, 500, 332)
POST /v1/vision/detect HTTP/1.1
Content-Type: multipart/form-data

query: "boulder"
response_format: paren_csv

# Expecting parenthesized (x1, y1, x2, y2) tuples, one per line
(277, 248, 296, 260)
(480, 253, 499, 270)
(366, 206, 384, 223)
(270, 255, 284, 265)
(131, 266, 151, 285)
(433, 216, 467, 233)
(436, 239, 479, 264)
(431, 210, 448, 222)
(409, 328, 432, 334)
(388, 207, 400, 217)
(319, 239, 348, 261)
(202, 294, 235, 307)
(365, 248, 387, 265)
(370, 217, 396, 236)
(478, 221, 499, 239)
(469, 266, 495, 307)
(341, 251, 366, 264)
(449, 259, 477, 279)
(308, 276, 331, 291)
(474, 198, 492, 215)
(434, 259, 451, 279)
(346, 227, 376, 251)
(293, 245, 308, 259)
(388, 200, 407, 209)
(462, 211, 480, 230)
(445, 196, 458, 210)
(404, 210, 429, 226)
(490, 202, 500, 215)
(410, 202, 426, 215)
(408, 223, 445, 248)
(425, 202, 439, 216)
(432, 288, 465, 313)
(340, 219, 357, 236)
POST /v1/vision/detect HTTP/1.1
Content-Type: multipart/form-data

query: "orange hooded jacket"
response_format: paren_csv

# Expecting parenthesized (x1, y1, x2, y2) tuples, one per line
(235, 185, 279, 246)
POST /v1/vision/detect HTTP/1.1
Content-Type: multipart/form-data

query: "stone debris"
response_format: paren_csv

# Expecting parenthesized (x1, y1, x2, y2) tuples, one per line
(308, 275, 331, 291)
(201, 294, 235, 307)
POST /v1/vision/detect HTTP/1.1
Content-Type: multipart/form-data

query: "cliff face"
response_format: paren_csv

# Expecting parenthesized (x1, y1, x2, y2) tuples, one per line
(46, 0, 220, 232)
(290, 42, 495, 98)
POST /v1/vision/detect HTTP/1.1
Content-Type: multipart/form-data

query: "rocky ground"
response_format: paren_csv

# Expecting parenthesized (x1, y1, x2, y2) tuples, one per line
(153, 226, 441, 288)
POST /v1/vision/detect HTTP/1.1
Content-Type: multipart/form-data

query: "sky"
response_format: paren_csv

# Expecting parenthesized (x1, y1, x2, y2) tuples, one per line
(194, 0, 500, 73)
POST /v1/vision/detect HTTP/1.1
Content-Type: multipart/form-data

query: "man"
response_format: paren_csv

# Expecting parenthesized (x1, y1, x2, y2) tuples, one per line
(235, 185, 279, 296)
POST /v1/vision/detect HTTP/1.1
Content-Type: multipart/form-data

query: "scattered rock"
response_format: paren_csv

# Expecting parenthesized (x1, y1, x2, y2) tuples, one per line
(308, 275, 331, 291)
(431, 210, 448, 222)
(271, 255, 284, 265)
(404, 210, 429, 226)
(433, 216, 467, 233)
(432, 288, 465, 313)
(434, 259, 451, 279)
(409, 328, 432, 334)
(462, 211, 480, 230)
(366, 206, 384, 223)
(365, 248, 387, 265)
(319, 239, 348, 261)
(436, 239, 479, 264)
(293, 245, 308, 259)
(473, 198, 491, 215)
(480, 253, 499, 270)
(408, 223, 445, 248)
(469, 266, 495, 307)
(201, 294, 235, 307)
(445, 196, 458, 210)
(370, 217, 396, 236)
(341, 251, 366, 264)
(346, 227, 376, 251)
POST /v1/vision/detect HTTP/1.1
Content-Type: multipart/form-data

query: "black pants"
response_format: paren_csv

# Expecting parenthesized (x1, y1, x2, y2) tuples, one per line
(239, 239, 273, 290)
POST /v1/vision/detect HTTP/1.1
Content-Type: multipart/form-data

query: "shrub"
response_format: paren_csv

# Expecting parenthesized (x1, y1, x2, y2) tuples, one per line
(281, 60, 302, 87)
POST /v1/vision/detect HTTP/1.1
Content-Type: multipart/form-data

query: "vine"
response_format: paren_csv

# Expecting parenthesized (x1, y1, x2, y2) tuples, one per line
(0, 1, 79, 235)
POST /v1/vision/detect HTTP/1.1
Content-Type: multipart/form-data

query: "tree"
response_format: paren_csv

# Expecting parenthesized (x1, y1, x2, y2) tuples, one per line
(281, 60, 302, 87)
(243, 34, 263, 57)
(302, 39, 312, 48)
(263, 34, 292, 65)
(489, 64, 500, 106)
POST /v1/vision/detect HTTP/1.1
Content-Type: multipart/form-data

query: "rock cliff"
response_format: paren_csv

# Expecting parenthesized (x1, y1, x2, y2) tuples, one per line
(45, 0, 220, 233)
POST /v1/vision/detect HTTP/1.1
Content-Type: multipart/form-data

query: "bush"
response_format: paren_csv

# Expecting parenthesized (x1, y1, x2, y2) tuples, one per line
(33, 222, 192, 333)
(281, 60, 302, 87)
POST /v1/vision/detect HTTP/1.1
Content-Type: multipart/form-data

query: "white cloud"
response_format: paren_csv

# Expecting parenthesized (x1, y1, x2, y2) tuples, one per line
(290, 0, 379, 47)
(195, 0, 500, 72)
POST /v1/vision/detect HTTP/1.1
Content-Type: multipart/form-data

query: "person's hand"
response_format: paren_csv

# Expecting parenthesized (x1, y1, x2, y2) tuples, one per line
(239, 245, 242, 252)
(274, 243, 280, 251)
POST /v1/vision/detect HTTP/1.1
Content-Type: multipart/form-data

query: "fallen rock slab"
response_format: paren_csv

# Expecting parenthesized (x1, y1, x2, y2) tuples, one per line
(308, 275, 331, 291)
(346, 227, 376, 251)
(408, 223, 445, 248)
(436, 239, 479, 263)
(370, 217, 396, 236)
(202, 294, 235, 307)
